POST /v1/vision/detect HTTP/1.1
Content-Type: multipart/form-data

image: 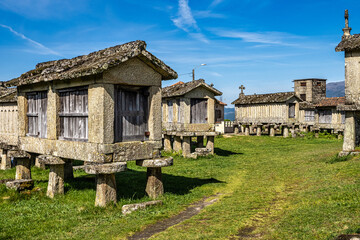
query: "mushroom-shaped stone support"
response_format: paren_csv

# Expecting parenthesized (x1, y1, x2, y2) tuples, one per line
(37, 155, 66, 198)
(9, 151, 31, 180)
(136, 157, 173, 199)
(85, 162, 127, 207)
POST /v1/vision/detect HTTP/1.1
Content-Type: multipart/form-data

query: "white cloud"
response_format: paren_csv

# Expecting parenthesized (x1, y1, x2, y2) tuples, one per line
(193, 10, 226, 19)
(172, 0, 209, 43)
(209, 0, 224, 8)
(0, 24, 61, 56)
(210, 29, 301, 46)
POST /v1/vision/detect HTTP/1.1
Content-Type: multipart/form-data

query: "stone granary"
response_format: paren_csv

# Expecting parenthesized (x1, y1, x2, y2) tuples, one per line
(162, 79, 222, 157)
(335, 10, 360, 155)
(0, 87, 18, 170)
(4, 40, 178, 206)
(233, 78, 345, 137)
(215, 99, 227, 122)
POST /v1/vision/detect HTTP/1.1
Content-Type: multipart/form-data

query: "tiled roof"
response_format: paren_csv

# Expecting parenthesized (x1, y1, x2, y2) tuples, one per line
(5, 40, 177, 87)
(0, 88, 17, 103)
(162, 79, 222, 98)
(315, 97, 345, 107)
(232, 92, 300, 105)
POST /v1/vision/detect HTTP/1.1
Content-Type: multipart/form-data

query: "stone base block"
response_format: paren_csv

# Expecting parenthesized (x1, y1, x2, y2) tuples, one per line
(6, 179, 34, 191)
(95, 174, 117, 207)
(35, 157, 46, 170)
(84, 162, 127, 175)
(194, 148, 212, 157)
(136, 157, 173, 168)
(122, 200, 163, 215)
(1, 152, 11, 170)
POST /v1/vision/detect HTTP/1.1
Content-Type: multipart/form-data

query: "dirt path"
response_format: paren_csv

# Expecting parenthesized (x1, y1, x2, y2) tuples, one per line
(127, 194, 220, 240)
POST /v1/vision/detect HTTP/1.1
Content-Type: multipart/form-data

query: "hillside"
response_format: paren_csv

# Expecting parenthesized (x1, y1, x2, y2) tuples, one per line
(326, 81, 345, 97)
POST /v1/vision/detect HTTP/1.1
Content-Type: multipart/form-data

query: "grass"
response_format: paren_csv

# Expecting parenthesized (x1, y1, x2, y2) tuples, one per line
(0, 136, 359, 239)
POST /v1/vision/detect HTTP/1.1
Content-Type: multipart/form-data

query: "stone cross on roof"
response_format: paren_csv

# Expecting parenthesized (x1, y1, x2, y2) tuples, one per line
(239, 85, 245, 94)
(343, 9, 352, 37)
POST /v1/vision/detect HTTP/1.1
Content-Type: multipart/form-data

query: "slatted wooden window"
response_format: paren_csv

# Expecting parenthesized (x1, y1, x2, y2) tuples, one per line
(114, 86, 149, 142)
(167, 100, 173, 123)
(59, 87, 88, 141)
(176, 99, 181, 123)
(191, 98, 207, 123)
(305, 110, 315, 122)
(27, 91, 48, 138)
(300, 82, 306, 87)
(319, 109, 332, 124)
(341, 111, 345, 124)
(288, 103, 295, 118)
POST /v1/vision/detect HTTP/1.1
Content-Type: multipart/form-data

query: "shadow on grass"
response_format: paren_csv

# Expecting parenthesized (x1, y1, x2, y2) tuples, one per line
(215, 148, 243, 157)
(65, 169, 223, 200)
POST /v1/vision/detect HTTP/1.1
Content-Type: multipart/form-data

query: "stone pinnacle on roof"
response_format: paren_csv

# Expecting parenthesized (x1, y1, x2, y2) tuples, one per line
(343, 9, 352, 38)
(239, 85, 245, 97)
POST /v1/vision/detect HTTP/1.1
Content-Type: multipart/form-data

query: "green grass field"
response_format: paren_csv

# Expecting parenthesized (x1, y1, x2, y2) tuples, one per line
(0, 136, 359, 239)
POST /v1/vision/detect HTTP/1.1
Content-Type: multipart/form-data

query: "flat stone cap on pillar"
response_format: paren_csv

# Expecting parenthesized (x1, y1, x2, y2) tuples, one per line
(0, 143, 17, 151)
(136, 157, 173, 168)
(84, 162, 127, 174)
(8, 150, 31, 158)
(37, 155, 65, 165)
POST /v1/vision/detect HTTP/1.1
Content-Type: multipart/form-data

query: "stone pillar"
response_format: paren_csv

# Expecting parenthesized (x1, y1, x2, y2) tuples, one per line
(240, 125, 244, 133)
(343, 111, 356, 152)
(15, 158, 31, 180)
(269, 125, 275, 137)
(256, 125, 262, 136)
(249, 126, 253, 134)
(64, 159, 74, 180)
(35, 156, 46, 170)
(206, 136, 215, 154)
(95, 174, 117, 206)
(234, 127, 239, 134)
(182, 136, 191, 157)
(244, 125, 250, 136)
(47, 164, 65, 198)
(37, 155, 66, 198)
(338, 131, 344, 140)
(197, 136, 204, 148)
(10, 151, 32, 180)
(136, 158, 173, 199)
(84, 162, 127, 207)
(164, 135, 172, 151)
(283, 125, 289, 138)
(314, 129, 320, 138)
(291, 128, 296, 138)
(173, 136, 182, 152)
(0, 149, 11, 170)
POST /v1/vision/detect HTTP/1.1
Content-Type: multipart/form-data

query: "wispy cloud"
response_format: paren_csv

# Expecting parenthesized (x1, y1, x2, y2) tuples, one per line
(209, 0, 224, 8)
(210, 29, 301, 46)
(193, 10, 226, 19)
(0, 24, 61, 56)
(172, 0, 209, 43)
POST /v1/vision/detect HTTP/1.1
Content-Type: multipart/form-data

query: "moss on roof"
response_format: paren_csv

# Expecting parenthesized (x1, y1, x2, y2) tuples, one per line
(162, 79, 222, 98)
(5, 40, 177, 87)
(232, 92, 300, 105)
(335, 34, 360, 52)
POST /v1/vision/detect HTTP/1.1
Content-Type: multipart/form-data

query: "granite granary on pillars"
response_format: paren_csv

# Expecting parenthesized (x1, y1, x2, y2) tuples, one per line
(162, 79, 222, 158)
(4, 40, 178, 206)
(336, 10, 360, 156)
(0, 87, 18, 170)
(232, 91, 302, 137)
(233, 78, 346, 137)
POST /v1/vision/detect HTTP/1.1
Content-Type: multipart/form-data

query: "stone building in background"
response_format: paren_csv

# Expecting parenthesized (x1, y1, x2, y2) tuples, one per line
(336, 10, 360, 155)
(232, 78, 345, 137)
(162, 79, 222, 158)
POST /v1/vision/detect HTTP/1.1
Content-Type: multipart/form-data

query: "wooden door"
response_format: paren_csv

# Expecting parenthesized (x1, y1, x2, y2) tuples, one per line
(190, 98, 207, 123)
(167, 100, 173, 123)
(27, 91, 47, 138)
(114, 87, 149, 142)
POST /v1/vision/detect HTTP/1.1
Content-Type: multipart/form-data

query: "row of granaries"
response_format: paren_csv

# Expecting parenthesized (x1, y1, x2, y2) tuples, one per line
(0, 13, 359, 206)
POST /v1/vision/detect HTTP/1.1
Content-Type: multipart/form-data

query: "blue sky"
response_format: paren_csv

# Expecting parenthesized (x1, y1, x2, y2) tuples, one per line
(0, 0, 359, 105)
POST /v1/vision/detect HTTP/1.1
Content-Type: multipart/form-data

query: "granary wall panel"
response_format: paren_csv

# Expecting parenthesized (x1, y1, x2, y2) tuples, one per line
(183, 87, 215, 99)
(344, 50, 360, 105)
(148, 85, 162, 141)
(103, 58, 162, 87)
(0, 103, 18, 146)
(236, 103, 288, 123)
